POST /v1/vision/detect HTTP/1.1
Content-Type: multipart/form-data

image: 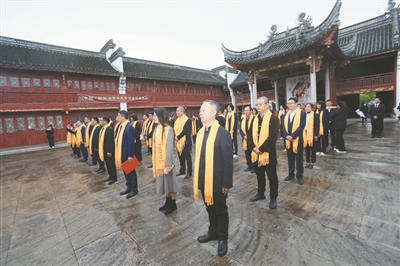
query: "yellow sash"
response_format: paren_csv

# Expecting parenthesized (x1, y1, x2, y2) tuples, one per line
(145, 120, 154, 148)
(84, 123, 91, 147)
(142, 119, 148, 138)
(132, 121, 138, 143)
(152, 125, 170, 178)
(67, 131, 72, 145)
(240, 114, 253, 151)
(284, 109, 301, 154)
(194, 120, 219, 206)
(251, 112, 271, 166)
(192, 118, 198, 136)
(303, 111, 315, 147)
(113, 122, 120, 140)
(89, 124, 99, 154)
(115, 120, 129, 166)
(174, 115, 189, 154)
(225, 112, 236, 139)
(98, 123, 110, 161)
(278, 110, 286, 122)
(75, 125, 83, 147)
(316, 109, 324, 136)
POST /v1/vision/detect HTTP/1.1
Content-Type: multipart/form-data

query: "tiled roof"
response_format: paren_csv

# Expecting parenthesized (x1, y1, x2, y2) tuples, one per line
(230, 71, 248, 87)
(123, 57, 226, 85)
(222, 0, 342, 65)
(338, 10, 400, 58)
(0, 36, 120, 75)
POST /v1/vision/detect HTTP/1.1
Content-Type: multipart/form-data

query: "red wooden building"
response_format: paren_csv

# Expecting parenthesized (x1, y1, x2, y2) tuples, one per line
(0, 37, 226, 148)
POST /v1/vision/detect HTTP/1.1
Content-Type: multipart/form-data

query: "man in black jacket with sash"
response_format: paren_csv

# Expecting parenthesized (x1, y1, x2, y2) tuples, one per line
(100, 116, 117, 184)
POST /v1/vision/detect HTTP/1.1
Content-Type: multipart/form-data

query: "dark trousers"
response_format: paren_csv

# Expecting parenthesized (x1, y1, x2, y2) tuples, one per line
(193, 135, 197, 145)
(201, 189, 229, 240)
(123, 162, 138, 193)
(245, 149, 252, 168)
(135, 140, 142, 162)
(178, 145, 193, 174)
(335, 128, 346, 151)
(48, 138, 54, 148)
(371, 118, 384, 136)
(253, 162, 278, 198)
(305, 142, 317, 163)
(73, 146, 81, 157)
(104, 155, 117, 180)
(286, 143, 304, 178)
(91, 150, 99, 164)
(231, 132, 238, 155)
(330, 128, 336, 148)
(99, 159, 105, 170)
(80, 144, 88, 159)
(316, 128, 328, 153)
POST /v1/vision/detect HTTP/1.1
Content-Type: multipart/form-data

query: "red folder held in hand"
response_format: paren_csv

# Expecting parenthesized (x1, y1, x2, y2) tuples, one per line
(120, 156, 141, 174)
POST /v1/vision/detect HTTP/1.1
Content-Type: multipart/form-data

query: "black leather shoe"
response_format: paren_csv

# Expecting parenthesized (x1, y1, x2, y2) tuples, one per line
(94, 168, 101, 173)
(70, 153, 75, 156)
(177, 171, 185, 176)
(126, 191, 138, 199)
(197, 234, 218, 243)
(244, 167, 252, 172)
(120, 189, 130, 195)
(96, 168, 105, 174)
(308, 164, 314, 169)
(297, 177, 304, 185)
(108, 179, 117, 185)
(305, 163, 310, 168)
(250, 169, 255, 173)
(184, 174, 192, 179)
(269, 198, 277, 209)
(371, 135, 376, 138)
(147, 165, 153, 169)
(284, 175, 294, 181)
(377, 135, 383, 138)
(103, 177, 112, 182)
(250, 194, 266, 202)
(218, 240, 228, 257)
(79, 158, 88, 162)
(88, 163, 97, 166)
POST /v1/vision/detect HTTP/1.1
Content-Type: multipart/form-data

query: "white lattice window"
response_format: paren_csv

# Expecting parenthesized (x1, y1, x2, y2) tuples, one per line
(33, 78, 41, 88)
(81, 81, 86, 90)
(112, 83, 116, 91)
(106, 83, 110, 90)
(94, 82, 99, 89)
(75, 81, 80, 89)
(100, 82, 104, 90)
(27, 117, 36, 130)
(67, 80, 73, 89)
(0, 119, 3, 134)
(43, 79, 51, 88)
(38, 117, 45, 130)
(88, 81, 93, 90)
(22, 78, 31, 88)
(10, 77, 19, 88)
(6, 118, 14, 133)
(0, 76, 7, 87)
(17, 117, 26, 132)
(53, 79, 60, 88)
(47, 116, 54, 127)
(56, 116, 63, 128)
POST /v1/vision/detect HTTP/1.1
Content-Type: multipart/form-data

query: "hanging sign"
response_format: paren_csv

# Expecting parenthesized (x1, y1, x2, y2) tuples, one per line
(78, 93, 149, 103)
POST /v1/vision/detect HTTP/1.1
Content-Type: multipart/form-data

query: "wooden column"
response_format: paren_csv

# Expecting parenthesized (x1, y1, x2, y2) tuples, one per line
(253, 67, 258, 104)
(325, 61, 330, 101)
(309, 51, 317, 103)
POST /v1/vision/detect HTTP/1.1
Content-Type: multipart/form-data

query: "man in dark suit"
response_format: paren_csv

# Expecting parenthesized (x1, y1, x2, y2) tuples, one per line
(90, 117, 105, 173)
(239, 106, 255, 173)
(247, 97, 280, 209)
(282, 97, 306, 185)
(174, 106, 193, 179)
(76, 121, 88, 162)
(195, 100, 233, 257)
(225, 104, 239, 158)
(99, 116, 117, 185)
(216, 103, 226, 127)
(116, 110, 138, 199)
(369, 97, 386, 138)
(130, 114, 143, 162)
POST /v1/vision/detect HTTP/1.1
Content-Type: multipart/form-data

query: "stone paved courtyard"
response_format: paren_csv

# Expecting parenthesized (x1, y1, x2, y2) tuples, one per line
(1, 118, 399, 265)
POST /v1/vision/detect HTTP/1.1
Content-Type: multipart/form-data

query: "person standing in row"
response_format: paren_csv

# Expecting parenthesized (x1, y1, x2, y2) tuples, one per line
(192, 114, 201, 145)
(82, 116, 93, 162)
(153, 107, 179, 215)
(225, 104, 239, 158)
(130, 115, 143, 162)
(66, 124, 75, 156)
(325, 99, 337, 149)
(194, 100, 233, 257)
(99, 116, 117, 184)
(89, 117, 104, 173)
(76, 121, 88, 161)
(142, 114, 149, 153)
(239, 106, 255, 173)
(247, 97, 280, 209)
(369, 97, 386, 138)
(145, 113, 156, 168)
(303, 103, 319, 169)
(278, 105, 287, 151)
(315, 101, 329, 156)
(45, 124, 55, 149)
(330, 101, 348, 153)
(216, 103, 226, 127)
(116, 110, 138, 199)
(282, 97, 306, 185)
(174, 106, 193, 179)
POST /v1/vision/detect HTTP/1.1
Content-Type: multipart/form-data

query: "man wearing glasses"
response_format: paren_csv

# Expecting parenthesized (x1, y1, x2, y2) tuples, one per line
(282, 97, 306, 185)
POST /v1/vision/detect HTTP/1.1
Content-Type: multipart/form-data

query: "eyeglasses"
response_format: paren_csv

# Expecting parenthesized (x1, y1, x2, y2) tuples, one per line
(287, 102, 295, 105)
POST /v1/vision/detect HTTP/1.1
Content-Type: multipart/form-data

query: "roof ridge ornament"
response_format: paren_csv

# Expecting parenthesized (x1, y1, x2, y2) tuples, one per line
(267, 25, 278, 41)
(387, 0, 395, 12)
(298, 12, 313, 31)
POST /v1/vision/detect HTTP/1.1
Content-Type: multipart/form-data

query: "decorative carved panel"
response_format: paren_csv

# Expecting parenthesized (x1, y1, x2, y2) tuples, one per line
(106, 83, 110, 90)
(0, 93, 65, 104)
(6, 118, 14, 133)
(10, 77, 19, 88)
(27, 117, 36, 130)
(0, 119, 3, 134)
(17, 117, 26, 132)
(38, 117, 45, 130)
(0, 76, 7, 87)
(47, 116, 54, 127)
(94, 82, 99, 90)
(56, 116, 63, 128)
(112, 83, 116, 91)
(75, 81, 80, 89)
(22, 78, 31, 88)
(43, 79, 51, 88)
(88, 81, 93, 90)
(53, 79, 60, 88)
(81, 81, 86, 90)
(337, 73, 394, 91)
(33, 78, 41, 88)
(67, 80, 73, 89)
(100, 82, 104, 90)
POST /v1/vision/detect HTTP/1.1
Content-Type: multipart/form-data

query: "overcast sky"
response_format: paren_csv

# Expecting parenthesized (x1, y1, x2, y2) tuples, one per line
(1, 0, 392, 70)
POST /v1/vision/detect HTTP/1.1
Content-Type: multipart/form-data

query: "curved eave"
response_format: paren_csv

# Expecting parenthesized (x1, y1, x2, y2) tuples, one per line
(123, 73, 225, 86)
